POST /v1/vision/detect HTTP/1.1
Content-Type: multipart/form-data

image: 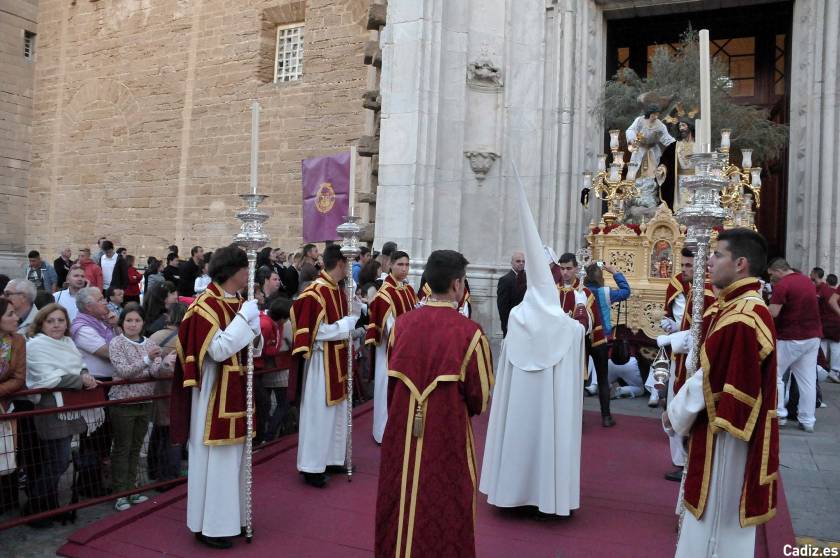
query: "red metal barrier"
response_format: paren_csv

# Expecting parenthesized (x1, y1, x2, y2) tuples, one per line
(0, 368, 302, 531)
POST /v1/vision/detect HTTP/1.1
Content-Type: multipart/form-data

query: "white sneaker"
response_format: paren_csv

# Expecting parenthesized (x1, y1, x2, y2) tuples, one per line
(647, 389, 660, 408)
(778, 418, 787, 427)
(129, 493, 148, 505)
(115, 497, 131, 511)
(827, 370, 840, 383)
(819, 401, 828, 408)
(799, 423, 814, 433)
(584, 385, 598, 396)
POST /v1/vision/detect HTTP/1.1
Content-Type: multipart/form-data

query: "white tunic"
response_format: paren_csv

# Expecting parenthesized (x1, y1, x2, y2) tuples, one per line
(296, 315, 356, 473)
(186, 314, 259, 538)
(372, 314, 395, 444)
(669, 370, 756, 557)
(479, 330, 585, 515)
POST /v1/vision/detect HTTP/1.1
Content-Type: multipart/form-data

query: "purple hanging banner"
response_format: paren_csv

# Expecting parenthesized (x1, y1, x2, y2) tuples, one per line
(301, 151, 350, 242)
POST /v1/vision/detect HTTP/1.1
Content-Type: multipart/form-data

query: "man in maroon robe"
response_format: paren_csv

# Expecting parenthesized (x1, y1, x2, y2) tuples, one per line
(667, 229, 779, 556)
(375, 250, 493, 558)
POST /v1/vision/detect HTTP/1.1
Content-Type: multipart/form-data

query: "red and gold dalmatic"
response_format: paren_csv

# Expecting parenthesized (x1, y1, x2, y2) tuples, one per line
(672, 282, 718, 392)
(557, 279, 606, 347)
(365, 274, 418, 346)
(375, 302, 493, 558)
(290, 271, 349, 406)
(418, 277, 471, 316)
(683, 278, 779, 526)
(664, 272, 692, 319)
(171, 283, 251, 446)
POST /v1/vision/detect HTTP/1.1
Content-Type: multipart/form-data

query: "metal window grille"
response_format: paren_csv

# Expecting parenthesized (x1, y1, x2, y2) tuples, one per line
(274, 24, 304, 83)
(24, 31, 36, 61)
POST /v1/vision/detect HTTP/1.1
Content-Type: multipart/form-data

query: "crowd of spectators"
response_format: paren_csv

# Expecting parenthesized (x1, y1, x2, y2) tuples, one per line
(0, 238, 391, 528)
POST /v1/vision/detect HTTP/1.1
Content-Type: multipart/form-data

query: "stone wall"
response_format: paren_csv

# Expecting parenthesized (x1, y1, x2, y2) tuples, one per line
(376, 0, 605, 338)
(0, 0, 38, 276)
(26, 0, 370, 266)
(787, 0, 840, 272)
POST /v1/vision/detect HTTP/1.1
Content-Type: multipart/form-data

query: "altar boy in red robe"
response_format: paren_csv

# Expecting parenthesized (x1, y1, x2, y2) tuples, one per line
(375, 250, 493, 558)
(667, 228, 779, 558)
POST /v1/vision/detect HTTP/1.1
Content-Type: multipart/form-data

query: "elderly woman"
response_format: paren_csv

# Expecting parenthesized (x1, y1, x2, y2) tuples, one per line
(0, 296, 26, 513)
(108, 305, 173, 511)
(71, 286, 118, 497)
(25, 304, 98, 525)
(3, 279, 37, 335)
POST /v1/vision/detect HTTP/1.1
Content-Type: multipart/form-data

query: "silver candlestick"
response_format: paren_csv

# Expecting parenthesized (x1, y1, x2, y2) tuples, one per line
(674, 151, 726, 544)
(234, 193, 270, 543)
(676, 152, 726, 376)
(336, 215, 361, 482)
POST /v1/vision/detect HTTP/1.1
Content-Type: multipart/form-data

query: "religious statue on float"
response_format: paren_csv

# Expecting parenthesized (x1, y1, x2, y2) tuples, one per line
(623, 102, 675, 224)
(671, 118, 696, 209)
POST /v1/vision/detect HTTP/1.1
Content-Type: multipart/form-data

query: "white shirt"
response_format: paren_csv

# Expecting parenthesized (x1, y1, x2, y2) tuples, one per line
(194, 275, 211, 294)
(73, 325, 115, 378)
(101, 253, 117, 289)
(54, 289, 79, 323)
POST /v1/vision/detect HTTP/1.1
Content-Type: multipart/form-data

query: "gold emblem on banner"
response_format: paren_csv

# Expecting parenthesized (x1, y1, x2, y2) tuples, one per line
(315, 182, 336, 214)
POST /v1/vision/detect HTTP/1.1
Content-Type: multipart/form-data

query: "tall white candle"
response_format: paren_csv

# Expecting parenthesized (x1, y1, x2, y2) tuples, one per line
(349, 145, 357, 217)
(250, 101, 260, 195)
(694, 118, 703, 153)
(699, 29, 712, 153)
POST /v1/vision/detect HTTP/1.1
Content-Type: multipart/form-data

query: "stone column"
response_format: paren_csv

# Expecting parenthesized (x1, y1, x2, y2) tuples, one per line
(788, 0, 840, 271)
(377, 0, 606, 337)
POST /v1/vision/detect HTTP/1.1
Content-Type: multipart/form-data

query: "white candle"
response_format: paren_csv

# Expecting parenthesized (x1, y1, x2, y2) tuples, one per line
(699, 30, 712, 153)
(349, 145, 357, 217)
(694, 118, 703, 153)
(250, 101, 260, 195)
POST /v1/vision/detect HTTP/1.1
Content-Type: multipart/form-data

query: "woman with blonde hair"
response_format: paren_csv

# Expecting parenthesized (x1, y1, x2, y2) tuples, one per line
(25, 303, 98, 525)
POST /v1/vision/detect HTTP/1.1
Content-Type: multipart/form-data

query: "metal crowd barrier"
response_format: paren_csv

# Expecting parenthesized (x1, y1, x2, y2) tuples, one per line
(0, 366, 310, 531)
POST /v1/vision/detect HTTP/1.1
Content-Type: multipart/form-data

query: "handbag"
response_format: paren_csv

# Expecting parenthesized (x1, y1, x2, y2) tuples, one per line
(609, 300, 631, 366)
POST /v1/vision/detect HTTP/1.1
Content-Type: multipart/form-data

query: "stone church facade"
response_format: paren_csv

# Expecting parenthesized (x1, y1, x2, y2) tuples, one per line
(374, 0, 840, 335)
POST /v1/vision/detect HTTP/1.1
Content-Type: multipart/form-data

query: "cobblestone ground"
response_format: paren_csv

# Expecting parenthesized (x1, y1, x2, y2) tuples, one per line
(1, 380, 838, 556)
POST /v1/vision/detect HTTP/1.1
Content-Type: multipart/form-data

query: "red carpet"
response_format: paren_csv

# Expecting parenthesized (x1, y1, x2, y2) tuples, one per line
(58, 403, 794, 557)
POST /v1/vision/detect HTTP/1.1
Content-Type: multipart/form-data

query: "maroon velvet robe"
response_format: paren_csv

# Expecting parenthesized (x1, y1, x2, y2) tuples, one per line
(684, 278, 779, 526)
(170, 282, 250, 445)
(290, 271, 349, 406)
(365, 274, 418, 346)
(375, 301, 493, 558)
(557, 279, 606, 347)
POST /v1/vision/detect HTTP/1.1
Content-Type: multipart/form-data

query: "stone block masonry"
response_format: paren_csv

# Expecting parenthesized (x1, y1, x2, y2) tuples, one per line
(0, 0, 38, 275)
(25, 0, 371, 266)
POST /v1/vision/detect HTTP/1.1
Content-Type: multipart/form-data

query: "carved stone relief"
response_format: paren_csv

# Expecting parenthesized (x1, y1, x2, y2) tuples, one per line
(464, 151, 499, 183)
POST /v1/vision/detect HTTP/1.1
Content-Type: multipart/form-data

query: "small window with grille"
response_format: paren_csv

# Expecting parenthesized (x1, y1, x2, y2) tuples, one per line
(24, 31, 36, 61)
(274, 23, 304, 83)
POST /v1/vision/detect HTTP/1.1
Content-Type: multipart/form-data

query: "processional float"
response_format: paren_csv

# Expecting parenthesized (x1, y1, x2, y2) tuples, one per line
(582, 30, 766, 544)
(580, 29, 762, 351)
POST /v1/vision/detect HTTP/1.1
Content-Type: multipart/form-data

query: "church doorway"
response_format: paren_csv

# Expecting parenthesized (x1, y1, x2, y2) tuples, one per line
(605, 1, 792, 258)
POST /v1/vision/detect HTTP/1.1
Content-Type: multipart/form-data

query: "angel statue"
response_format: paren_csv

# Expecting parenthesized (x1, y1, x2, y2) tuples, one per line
(625, 100, 676, 178)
